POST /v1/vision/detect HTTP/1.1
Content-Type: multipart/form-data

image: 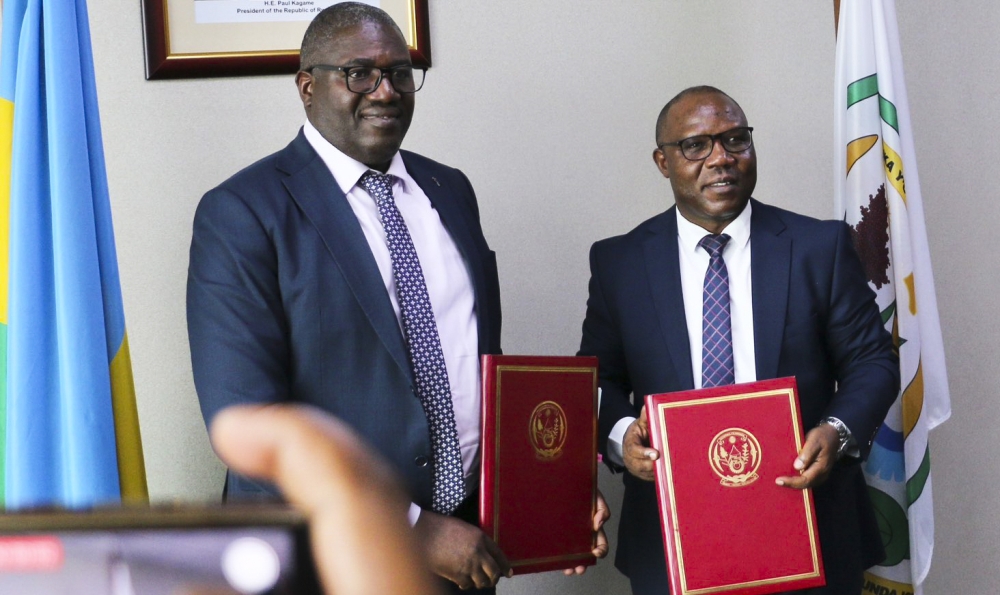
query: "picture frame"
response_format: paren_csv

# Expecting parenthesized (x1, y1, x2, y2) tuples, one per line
(140, 0, 430, 80)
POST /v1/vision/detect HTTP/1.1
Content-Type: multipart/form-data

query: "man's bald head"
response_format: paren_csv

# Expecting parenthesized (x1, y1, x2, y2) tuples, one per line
(299, 2, 405, 71)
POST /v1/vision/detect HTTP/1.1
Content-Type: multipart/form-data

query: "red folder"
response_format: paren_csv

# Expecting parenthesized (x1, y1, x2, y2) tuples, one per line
(479, 355, 598, 574)
(644, 377, 825, 595)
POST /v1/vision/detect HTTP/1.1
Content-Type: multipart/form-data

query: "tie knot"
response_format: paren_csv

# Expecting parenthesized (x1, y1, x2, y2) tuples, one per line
(699, 233, 731, 258)
(359, 171, 395, 205)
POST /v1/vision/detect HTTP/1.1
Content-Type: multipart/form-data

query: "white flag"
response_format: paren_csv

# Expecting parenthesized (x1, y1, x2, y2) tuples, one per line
(834, 1, 951, 594)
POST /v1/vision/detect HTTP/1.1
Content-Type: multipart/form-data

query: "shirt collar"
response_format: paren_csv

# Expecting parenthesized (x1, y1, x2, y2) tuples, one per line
(302, 120, 414, 194)
(675, 200, 752, 254)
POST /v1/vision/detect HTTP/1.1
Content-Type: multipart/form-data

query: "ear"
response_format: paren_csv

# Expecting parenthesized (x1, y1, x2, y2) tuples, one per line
(296, 70, 314, 110)
(652, 148, 671, 180)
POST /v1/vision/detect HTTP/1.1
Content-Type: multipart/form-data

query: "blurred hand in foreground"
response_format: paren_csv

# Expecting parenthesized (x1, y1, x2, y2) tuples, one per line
(210, 404, 441, 595)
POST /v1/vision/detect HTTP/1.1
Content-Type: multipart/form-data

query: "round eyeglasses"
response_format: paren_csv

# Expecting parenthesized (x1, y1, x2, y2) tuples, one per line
(657, 127, 754, 161)
(309, 64, 426, 94)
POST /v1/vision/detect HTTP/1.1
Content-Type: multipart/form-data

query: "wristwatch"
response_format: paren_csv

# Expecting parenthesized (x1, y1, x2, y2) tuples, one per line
(820, 417, 852, 460)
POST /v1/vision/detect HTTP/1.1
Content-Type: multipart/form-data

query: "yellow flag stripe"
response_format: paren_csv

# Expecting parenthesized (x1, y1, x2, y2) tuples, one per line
(902, 359, 924, 440)
(1, 98, 14, 324)
(904, 273, 916, 316)
(863, 571, 913, 593)
(110, 332, 149, 503)
(882, 143, 908, 204)
(845, 134, 879, 177)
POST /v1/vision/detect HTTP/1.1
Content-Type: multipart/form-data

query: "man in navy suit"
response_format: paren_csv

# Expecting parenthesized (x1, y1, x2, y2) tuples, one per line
(578, 86, 899, 594)
(188, 4, 507, 592)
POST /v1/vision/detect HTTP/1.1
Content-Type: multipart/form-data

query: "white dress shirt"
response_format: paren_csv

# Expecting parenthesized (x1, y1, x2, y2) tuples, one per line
(304, 123, 481, 521)
(606, 204, 757, 465)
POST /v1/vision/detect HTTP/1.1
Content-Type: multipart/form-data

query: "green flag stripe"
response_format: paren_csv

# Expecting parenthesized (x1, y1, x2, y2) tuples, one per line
(880, 301, 896, 325)
(906, 445, 931, 506)
(879, 96, 899, 133)
(847, 74, 879, 107)
(846, 74, 899, 133)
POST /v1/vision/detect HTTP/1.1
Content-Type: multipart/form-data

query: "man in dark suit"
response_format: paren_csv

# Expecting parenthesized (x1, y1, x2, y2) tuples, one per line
(187, 4, 507, 592)
(578, 86, 899, 594)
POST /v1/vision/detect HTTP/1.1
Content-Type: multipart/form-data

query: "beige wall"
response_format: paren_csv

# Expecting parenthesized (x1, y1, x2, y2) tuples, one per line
(81, 1, 996, 593)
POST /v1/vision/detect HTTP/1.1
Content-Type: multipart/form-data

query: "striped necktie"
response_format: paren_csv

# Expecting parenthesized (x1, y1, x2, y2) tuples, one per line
(699, 233, 734, 388)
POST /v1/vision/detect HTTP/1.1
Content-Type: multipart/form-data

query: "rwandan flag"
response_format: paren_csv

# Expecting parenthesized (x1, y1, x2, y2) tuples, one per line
(834, 1, 951, 593)
(1, 0, 147, 508)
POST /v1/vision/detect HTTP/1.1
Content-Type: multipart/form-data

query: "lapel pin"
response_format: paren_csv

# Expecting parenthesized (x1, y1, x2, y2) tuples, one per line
(431, 176, 441, 187)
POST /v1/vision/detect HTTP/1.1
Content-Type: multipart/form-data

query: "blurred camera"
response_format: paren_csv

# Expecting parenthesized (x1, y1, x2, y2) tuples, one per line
(0, 505, 321, 595)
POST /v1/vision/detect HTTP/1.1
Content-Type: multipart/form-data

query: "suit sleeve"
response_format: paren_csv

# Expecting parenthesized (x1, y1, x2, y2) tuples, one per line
(187, 187, 291, 429)
(821, 223, 900, 459)
(578, 241, 637, 461)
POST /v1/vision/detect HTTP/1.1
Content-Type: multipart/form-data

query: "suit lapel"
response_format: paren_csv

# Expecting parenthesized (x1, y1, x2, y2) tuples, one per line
(642, 209, 695, 390)
(750, 200, 790, 381)
(278, 133, 414, 384)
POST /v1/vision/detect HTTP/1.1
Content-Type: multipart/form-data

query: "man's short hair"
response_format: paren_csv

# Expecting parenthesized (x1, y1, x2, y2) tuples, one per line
(299, 2, 405, 70)
(655, 85, 738, 143)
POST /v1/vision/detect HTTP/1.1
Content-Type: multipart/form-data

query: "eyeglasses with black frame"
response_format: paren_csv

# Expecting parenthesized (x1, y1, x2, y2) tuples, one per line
(308, 64, 426, 94)
(657, 127, 754, 161)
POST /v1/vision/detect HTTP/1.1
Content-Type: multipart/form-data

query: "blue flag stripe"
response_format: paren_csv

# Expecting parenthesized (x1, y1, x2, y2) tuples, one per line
(4, 0, 126, 508)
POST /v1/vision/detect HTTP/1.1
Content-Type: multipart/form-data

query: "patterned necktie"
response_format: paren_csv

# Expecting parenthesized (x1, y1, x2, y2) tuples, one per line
(699, 233, 734, 388)
(360, 171, 465, 514)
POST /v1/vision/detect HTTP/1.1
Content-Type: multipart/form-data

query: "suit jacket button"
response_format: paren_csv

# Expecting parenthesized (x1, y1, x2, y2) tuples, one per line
(414, 455, 430, 468)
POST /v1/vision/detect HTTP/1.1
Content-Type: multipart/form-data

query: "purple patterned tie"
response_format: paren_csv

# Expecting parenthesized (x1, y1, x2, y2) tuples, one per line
(360, 171, 465, 514)
(700, 233, 734, 388)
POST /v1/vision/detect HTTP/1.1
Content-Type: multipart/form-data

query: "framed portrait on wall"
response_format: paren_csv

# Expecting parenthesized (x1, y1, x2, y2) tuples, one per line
(141, 0, 430, 80)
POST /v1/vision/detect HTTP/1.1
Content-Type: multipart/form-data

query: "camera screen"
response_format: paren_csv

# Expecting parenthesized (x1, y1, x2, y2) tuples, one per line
(0, 510, 318, 595)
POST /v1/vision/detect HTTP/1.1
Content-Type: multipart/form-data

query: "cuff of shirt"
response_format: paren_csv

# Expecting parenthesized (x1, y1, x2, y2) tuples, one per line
(607, 416, 636, 467)
(408, 502, 422, 526)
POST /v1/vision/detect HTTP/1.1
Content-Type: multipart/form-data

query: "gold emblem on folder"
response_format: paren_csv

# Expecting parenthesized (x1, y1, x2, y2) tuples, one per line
(528, 401, 567, 461)
(709, 428, 761, 487)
